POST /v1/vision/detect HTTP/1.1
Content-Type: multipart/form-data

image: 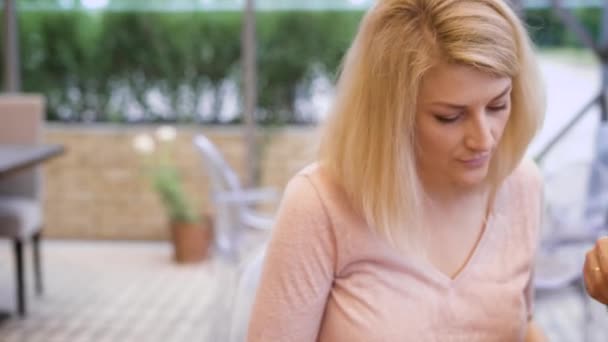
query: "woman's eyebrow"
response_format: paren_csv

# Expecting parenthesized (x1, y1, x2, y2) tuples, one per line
(428, 84, 512, 109)
(490, 85, 512, 101)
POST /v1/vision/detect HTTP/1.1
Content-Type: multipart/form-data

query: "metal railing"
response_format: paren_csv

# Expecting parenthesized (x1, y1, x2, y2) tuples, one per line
(534, 0, 608, 164)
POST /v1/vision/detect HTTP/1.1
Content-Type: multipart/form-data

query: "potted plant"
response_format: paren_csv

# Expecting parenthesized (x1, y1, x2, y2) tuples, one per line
(132, 126, 213, 263)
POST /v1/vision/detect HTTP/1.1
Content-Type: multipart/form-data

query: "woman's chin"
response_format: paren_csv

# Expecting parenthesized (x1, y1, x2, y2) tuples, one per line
(455, 168, 489, 188)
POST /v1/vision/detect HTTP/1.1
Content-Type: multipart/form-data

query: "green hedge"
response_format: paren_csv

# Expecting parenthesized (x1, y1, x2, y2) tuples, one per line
(525, 8, 602, 47)
(0, 8, 602, 124)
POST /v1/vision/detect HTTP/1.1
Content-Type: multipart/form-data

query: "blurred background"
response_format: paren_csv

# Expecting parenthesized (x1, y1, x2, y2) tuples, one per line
(0, 0, 607, 341)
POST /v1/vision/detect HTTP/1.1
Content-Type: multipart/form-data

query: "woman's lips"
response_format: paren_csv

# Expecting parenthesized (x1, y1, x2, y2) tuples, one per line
(459, 154, 490, 168)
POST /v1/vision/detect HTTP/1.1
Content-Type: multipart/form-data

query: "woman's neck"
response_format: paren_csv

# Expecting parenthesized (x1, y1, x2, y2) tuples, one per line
(421, 178, 491, 211)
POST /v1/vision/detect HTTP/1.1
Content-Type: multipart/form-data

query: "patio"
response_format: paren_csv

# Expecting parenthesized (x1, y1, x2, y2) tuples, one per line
(0, 240, 239, 341)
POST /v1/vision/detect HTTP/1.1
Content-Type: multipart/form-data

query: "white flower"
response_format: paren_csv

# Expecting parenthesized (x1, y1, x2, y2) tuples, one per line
(132, 133, 155, 155)
(155, 125, 177, 142)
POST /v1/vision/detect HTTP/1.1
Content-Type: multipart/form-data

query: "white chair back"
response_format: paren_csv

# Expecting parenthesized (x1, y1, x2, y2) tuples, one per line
(194, 134, 245, 256)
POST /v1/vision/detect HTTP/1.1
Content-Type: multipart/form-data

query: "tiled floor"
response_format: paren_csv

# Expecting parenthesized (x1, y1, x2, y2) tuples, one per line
(0, 240, 607, 342)
(0, 240, 244, 342)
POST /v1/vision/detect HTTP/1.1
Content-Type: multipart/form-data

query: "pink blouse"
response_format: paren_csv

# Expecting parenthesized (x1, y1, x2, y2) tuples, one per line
(248, 160, 542, 341)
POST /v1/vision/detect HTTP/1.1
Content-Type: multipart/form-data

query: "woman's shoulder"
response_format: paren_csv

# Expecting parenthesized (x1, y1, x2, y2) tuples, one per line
(510, 158, 543, 191)
(292, 162, 345, 202)
(280, 163, 334, 217)
(284, 162, 355, 222)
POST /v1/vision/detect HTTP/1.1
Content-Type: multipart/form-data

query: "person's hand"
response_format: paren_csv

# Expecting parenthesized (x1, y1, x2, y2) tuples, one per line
(584, 237, 608, 305)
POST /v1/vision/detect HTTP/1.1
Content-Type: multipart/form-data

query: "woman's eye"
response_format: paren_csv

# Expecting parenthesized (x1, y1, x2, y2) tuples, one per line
(488, 104, 508, 112)
(435, 115, 460, 123)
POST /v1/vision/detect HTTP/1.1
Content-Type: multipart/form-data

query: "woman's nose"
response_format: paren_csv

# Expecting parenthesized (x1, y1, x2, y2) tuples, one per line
(465, 115, 494, 152)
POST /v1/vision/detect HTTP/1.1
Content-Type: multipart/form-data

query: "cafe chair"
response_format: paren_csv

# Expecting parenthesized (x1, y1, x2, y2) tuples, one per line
(228, 245, 266, 342)
(535, 127, 608, 342)
(193, 133, 276, 261)
(0, 94, 46, 318)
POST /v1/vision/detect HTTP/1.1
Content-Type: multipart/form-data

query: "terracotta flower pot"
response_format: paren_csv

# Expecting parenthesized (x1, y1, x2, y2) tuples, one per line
(170, 216, 214, 263)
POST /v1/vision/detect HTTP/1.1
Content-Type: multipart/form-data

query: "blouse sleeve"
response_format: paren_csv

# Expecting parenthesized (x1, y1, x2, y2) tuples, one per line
(247, 175, 336, 341)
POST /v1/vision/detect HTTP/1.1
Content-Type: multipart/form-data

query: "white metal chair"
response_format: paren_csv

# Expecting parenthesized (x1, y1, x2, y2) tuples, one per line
(534, 161, 596, 341)
(585, 124, 608, 232)
(535, 123, 608, 341)
(228, 245, 267, 342)
(201, 245, 267, 342)
(193, 134, 276, 261)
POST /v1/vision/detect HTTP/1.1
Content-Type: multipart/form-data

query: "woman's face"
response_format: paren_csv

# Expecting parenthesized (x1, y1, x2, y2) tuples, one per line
(415, 62, 512, 190)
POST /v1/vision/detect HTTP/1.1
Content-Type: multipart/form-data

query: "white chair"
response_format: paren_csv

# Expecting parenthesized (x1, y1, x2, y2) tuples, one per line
(585, 124, 608, 232)
(201, 246, 267, 342)
(193, 134, 276, 260)
(228, 245, 267, 342)
(536, 123, 608, 284)
(535, 123, 608, 341)
(0, 95, 46, 317)
(534, 161, 594, 341)
(535, 161, 594, 282)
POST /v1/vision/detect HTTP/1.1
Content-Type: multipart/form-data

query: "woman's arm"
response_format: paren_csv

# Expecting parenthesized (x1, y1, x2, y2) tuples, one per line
(523, 271, 546, 342)
(247, 176, 336, 342)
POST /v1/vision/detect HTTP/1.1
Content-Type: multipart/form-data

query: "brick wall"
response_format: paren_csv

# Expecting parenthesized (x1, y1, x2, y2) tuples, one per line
(43, 124, 319, 240)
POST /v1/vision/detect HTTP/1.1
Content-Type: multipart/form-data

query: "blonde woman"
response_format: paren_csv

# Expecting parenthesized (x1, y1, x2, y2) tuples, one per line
(248, 0, 547, 340)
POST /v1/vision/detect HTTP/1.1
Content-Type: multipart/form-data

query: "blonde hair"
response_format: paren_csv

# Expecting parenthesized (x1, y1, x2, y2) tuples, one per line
(318, 0, 545, 251)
